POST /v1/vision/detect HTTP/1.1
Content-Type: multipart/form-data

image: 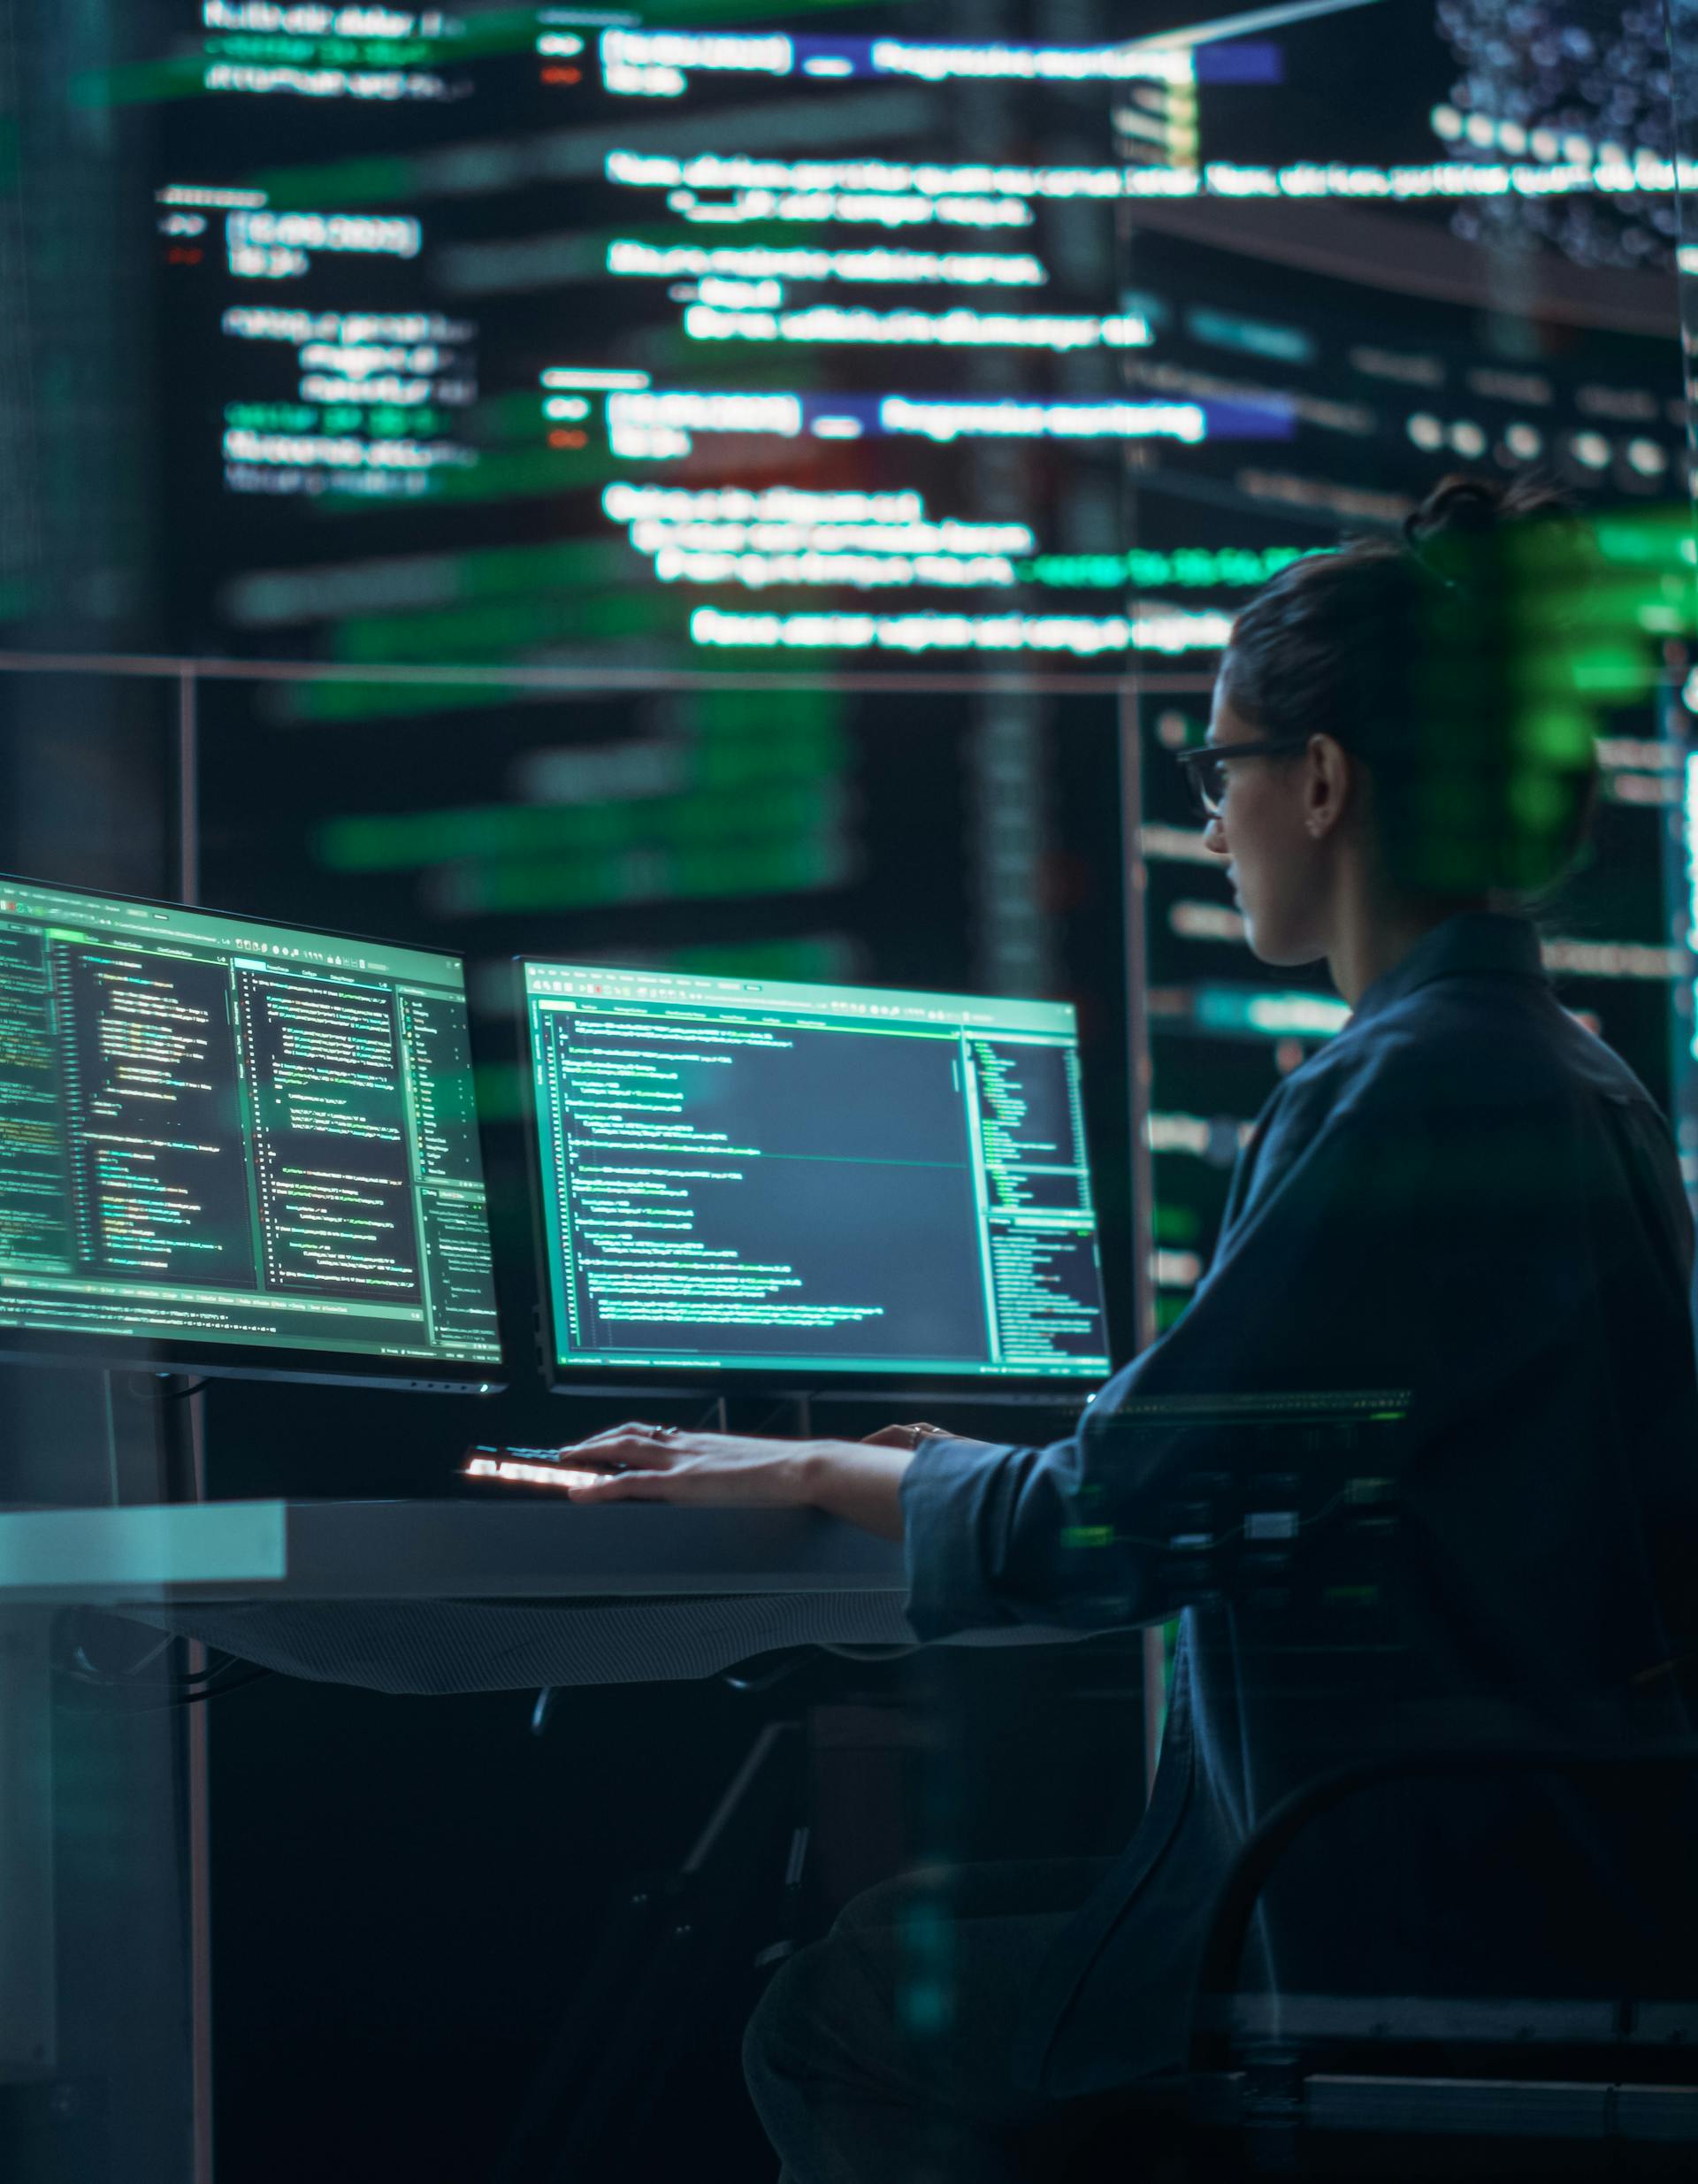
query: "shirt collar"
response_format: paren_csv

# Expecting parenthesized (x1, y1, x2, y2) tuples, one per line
(1349, 911, 1547, 1029)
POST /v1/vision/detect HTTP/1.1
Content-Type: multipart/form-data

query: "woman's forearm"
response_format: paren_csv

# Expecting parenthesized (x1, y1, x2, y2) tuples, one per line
(796, 1439, 917, 1541)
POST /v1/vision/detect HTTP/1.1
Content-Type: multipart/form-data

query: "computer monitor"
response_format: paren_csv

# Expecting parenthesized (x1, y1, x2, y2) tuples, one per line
(0, 875, 503, 1390)
(520, 961, 1113, 1393)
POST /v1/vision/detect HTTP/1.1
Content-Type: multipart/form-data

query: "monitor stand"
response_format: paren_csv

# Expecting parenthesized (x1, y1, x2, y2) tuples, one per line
(716, 1392, 814, 1441)
(151, 1374, 208, 1506)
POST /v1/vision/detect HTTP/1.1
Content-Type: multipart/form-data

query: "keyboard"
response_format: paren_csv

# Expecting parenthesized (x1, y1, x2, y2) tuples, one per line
(462, 1445, 609, 1491)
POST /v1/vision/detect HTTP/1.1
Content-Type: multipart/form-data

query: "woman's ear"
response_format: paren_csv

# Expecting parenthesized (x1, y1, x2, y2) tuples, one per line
(1304, 734, 1352, 840)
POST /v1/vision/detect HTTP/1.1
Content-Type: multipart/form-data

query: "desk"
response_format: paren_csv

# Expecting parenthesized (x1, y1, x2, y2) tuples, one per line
(1, 1499, 1077, 1693)
(0, 1496, 1095, 2180)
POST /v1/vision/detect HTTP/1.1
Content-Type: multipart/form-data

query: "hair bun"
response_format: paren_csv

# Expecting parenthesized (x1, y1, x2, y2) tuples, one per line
(1402, 471, 1577, 586)
(1396, 471, 1571, 550)
(1403, 474, 1505, 551)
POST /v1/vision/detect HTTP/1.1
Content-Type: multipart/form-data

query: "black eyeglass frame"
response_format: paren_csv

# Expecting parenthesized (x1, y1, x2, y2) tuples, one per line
(1174, 735, 1312, 818)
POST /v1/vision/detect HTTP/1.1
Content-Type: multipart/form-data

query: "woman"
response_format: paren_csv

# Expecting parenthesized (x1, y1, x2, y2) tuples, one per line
(557, 478, 1698, 2182)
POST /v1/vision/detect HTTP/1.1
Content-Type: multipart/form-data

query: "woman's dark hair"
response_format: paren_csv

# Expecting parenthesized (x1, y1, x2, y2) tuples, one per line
(1223, 474, 1600, 900)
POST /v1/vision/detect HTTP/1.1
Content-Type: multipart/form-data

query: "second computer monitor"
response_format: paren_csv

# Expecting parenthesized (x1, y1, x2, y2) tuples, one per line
(0, 875, 503, 1389)
(522, 962, 1113, 1391)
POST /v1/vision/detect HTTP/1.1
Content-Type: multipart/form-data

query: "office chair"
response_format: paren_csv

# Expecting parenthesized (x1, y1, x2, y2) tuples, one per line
(1055, 1740, 1698, 2180)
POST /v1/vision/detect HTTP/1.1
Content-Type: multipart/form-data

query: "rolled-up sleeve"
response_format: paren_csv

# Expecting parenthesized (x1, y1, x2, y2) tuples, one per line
(899, 1410, 1215, 1640)
(900, 1434, 1086, 1639)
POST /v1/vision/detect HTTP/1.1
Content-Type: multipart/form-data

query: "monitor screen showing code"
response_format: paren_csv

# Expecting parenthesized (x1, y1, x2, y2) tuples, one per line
(0, 877, 501, 1372)
(524, 961, 1112, 1381)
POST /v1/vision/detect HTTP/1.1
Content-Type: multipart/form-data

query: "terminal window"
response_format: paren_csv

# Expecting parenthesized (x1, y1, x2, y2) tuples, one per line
(524, 963, 1113, 1381)
(0, 879, 500, 1368)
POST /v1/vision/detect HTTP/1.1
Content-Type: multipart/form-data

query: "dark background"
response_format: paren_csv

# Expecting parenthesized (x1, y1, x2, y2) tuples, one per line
(0, 0, 1690, 2178)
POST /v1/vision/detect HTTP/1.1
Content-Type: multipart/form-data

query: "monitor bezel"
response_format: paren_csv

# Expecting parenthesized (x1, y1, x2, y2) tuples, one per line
(0, 870, 507, 1393)
(516, 955, 1113, 1406)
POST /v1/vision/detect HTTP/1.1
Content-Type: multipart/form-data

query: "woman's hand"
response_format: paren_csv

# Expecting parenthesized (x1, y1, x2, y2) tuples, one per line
(548, 1423, 815, 1509)
(550, 1422, 920, 1541)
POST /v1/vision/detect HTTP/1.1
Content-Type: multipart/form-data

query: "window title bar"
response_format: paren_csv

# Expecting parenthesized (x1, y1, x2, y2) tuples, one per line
(0, 877, 465, 989)
(521, 960, 1078, 1037)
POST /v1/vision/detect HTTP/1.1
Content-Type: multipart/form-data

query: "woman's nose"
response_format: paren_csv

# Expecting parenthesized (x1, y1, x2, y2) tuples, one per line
(1202, 813, 1228, 857)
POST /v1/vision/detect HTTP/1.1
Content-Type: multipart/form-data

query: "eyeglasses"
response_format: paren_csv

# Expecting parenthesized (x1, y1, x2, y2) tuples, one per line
(1174, 736, 1309, 820)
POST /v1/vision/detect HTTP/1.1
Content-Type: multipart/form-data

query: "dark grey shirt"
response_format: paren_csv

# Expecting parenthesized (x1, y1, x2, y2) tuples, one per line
(902, 913, 1698, 2096)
